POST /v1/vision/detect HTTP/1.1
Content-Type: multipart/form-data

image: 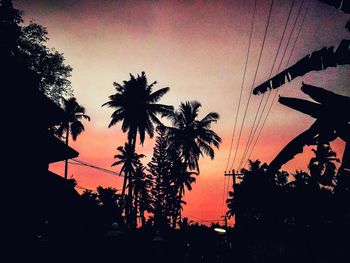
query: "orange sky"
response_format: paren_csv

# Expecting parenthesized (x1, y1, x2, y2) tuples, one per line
(17, 0, 350, 225)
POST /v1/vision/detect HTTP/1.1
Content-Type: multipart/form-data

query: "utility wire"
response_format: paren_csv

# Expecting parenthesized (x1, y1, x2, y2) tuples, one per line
(225, 0, 257, 172)
(243, 0, 310, 168)
(237, 0, 297, 170)
(222, 0, 257, 216)
(230, 0, 275, 171)
(75, 184, 96, 192)
(69, 158, 122, 177)
(183, 214, 225, 222)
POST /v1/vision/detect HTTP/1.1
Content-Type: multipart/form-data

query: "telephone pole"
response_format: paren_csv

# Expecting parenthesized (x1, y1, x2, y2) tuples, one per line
(223, 170, 243, 228)
(224, 170, 243, 188)
(221, 215, 228, 229)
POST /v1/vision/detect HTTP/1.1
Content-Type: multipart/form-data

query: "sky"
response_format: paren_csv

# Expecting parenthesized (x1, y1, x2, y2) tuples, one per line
(16, 0, 350, 225)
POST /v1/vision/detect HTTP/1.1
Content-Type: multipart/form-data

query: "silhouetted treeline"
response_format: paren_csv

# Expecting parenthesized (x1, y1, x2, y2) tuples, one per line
(226, 143, 350, 263)
(103, 71, 222, 229)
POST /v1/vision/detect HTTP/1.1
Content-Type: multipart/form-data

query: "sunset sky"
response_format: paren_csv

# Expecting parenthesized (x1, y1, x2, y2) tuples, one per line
(16, 0, 350, 224)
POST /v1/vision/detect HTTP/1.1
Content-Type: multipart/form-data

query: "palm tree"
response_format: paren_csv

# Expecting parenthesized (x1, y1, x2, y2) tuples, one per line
(57, 97, 90, 179)
(172, 163, 197, 198)
(167, 152, 197, 226)
(288, 170, 310, 188)
(132, 165, 154, 227)
(309, 143, 340, 187)
(103, 72, 173, 226)
(112, 143, 145, 223)
(165, 101, 222, 173)
(102, 71, 173, 147)
(226, 160, 270, 228)
(96, 187, 122, 226)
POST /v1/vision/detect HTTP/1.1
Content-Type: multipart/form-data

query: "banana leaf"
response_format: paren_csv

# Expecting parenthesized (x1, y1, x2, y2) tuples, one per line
(268, 121, 320, 174)
(253, 39, 350, 95)
(278, 96, 322, 118)
(301, 83, 350, 116)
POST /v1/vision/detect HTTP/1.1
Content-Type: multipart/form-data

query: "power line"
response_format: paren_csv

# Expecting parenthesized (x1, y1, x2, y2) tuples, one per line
(223, 0, 257, 216)
(230, 0, 275, 171)
(69, 158, 123, 177)
(243, 0, 310, 169)
(225, 0, 257, 172)
(75, 184, 96, 192)
(237, 0, 297, 170)
(183, 214, 225, 223)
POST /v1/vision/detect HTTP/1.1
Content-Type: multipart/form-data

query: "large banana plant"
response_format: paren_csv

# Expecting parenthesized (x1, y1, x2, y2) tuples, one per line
(253, 0, 350, 173)
(253, 1, 350, 95)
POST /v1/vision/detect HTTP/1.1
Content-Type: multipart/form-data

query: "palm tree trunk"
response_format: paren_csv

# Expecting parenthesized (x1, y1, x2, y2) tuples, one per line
(64, 124, 69, 180)
(177, 187, 184, 228)
(126, 133, 137, 227)
(133, 191, 139, 228)
(141, 212, 146, 227)
(127, 175, 134, 227)
(120, 169, 128, 217)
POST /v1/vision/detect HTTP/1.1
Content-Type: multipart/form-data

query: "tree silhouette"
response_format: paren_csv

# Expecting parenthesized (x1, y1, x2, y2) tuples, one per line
(148, 127, 173, 227)
(103, 72, 173, 227)
(18, 22, 73, 103)
(309, 143, 340, 187)
(96, 186, 122, 226)
(226, 160, 273, 229)
(0, 0, 73, 104)
(103, 71, 173, 147)
(170, 152, 198, 225)
(112, 142, 144, 226)
(57, 97, 90, 179)
(165, 101, 221, 173)
(132, 165, 154, 227)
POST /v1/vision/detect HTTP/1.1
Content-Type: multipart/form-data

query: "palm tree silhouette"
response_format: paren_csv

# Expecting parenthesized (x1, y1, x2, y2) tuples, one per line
(112, 142, 145, 224)
(309, 143, 340, 187)
(96, 186, 122, 226)
(57, 97, 90, 179)
(165, 101, 221, 173)
(103, 72, 173, 226)
(226, 160, 269, 228)
(102, 71, 173, 147)
(289, 170, 310, 188)
(171, 157, 197, 199)
(132, 165, 154, 226)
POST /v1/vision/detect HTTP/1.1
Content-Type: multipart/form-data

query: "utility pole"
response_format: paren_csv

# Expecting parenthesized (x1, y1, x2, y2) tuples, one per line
(221, 215, 228, 229)
(223, 170, 243, 228)
(224, 170, 243, 188)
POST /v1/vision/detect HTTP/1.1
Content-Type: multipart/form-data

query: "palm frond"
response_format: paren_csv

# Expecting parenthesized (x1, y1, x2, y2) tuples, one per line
(149, 87, 170, 102)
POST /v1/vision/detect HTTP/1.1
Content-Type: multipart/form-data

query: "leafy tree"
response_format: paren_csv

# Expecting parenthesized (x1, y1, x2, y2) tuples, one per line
(17, 22, 73, 103)
(0, 0, 73, 104)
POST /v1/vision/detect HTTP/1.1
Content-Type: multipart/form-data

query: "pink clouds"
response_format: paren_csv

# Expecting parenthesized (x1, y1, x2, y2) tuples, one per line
(16, 0, 350, 223)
